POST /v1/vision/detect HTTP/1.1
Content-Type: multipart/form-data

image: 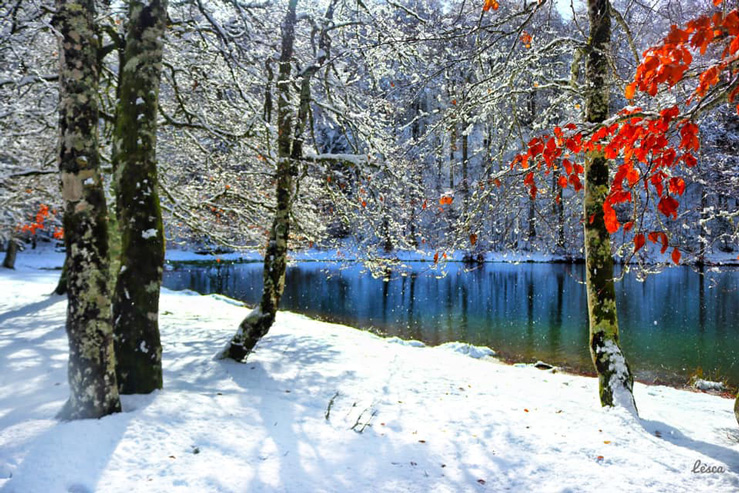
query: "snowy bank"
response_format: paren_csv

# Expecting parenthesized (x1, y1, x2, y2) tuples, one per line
(1, 269, 738, 492)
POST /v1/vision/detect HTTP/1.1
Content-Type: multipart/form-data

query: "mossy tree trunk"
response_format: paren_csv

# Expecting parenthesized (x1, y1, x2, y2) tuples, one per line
(224, 0, 299, 362)
(53, 0, 121, 420)
(584, 0, 636, 413)
(111, 0, 167, 394)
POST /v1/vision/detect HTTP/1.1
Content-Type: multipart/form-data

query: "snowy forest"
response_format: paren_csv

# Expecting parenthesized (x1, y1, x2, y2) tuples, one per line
(1, 0, 739, 491)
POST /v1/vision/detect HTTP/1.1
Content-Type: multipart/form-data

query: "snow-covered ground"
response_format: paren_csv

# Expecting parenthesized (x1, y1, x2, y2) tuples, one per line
(1, 253, 739, 492)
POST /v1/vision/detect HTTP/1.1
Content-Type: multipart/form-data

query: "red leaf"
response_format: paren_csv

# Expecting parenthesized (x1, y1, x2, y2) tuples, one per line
(625, 83, 636, 100)
(668, 177, 686, 196)
(603, 201, 620, 233)
(672, 248, 682, 264)
(626, 166, 640, 187)
(647, 231, 669, 254)
(469, 233, 478, 246)
(634, 233, 645, 252)
(657, 196, 679, 219)
(569, 174, 583, 192)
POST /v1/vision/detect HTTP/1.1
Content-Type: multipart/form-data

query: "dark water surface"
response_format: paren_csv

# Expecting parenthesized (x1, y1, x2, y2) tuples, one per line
(163, 261, 739, 386)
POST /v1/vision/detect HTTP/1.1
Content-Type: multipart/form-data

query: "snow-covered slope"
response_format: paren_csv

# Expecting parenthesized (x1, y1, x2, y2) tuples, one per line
(1, 266, 738, 492)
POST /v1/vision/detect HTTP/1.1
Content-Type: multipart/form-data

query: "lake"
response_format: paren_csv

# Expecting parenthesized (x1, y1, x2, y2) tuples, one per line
(163, 260, 739, 387)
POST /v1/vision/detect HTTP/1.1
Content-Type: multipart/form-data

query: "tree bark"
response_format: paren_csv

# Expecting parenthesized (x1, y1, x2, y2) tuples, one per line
(583, 0, 636, 412)
(53, 0, 121, 420)
(53, 256, 69, 295)
(2, 238, 17, 269)
(224, 0, 299, 362)
(112, 0, 168, 394)
(461, 120, 469, 219)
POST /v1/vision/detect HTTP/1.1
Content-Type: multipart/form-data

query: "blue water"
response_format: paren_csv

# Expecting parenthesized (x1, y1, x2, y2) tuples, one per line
(163, 261, 739, 386)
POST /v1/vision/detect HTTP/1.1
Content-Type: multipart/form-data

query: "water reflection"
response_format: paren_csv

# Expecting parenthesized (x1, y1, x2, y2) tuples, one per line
(163, 261, 739, 386)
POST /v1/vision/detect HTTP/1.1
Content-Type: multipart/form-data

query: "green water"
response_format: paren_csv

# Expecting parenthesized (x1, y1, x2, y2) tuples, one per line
(163, 261, 739, 387)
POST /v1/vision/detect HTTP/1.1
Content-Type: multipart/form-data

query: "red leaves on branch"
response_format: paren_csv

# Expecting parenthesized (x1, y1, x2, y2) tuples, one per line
(630, 7, 739, 107)
(18, 204, 59, 237)
(510, 107, 693, 235)
(482, 0, 499, 11)
(679, 122, 700, 151)
(504, 5, 739, 261)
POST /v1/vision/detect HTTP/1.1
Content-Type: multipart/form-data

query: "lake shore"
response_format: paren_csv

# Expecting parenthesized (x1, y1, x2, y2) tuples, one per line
(14, 246, 739, 393)
(2, 253, 739, 491)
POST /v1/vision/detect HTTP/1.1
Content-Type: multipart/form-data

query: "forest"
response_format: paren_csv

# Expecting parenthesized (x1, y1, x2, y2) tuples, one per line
(1, 0, 739, 491)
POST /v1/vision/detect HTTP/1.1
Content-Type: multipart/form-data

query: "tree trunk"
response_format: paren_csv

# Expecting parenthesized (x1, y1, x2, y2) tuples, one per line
(461, 121, 469, 219)
(2, 238, 17, 269)
(111, 0, 168, 394)
(53, 0, 121, 420)
(449, 123, 456, 189)
(551, 173, 565, 252)
(53, 256, 69, 295)
(584, 0, 636, 413)
(223, 0, 299, 362)
(528, 198, 536, 243)
(527, 89, 537, 243)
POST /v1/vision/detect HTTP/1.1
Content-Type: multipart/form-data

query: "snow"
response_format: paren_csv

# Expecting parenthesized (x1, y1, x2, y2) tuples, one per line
(162, 245, 568, 264)
(1, 255, 739, 492)
(141, 229, 157, 239)
(158, 241, 739, 268)
(693, 380, 727, 392)
(438, 342, 496, 359)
